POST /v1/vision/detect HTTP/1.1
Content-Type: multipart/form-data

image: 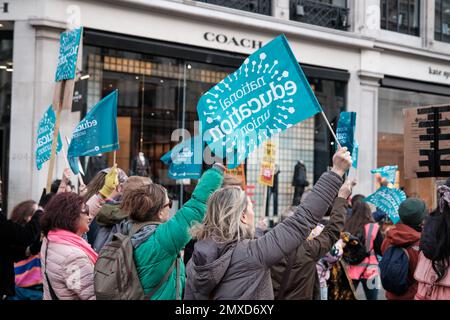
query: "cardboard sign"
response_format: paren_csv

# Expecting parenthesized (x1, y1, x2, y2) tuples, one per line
(224, 163, 246, 189)
(258, 140, 276, 186)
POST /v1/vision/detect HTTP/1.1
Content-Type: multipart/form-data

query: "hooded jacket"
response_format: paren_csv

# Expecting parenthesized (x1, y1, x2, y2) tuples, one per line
(92, 203, 128, 252)
(185, 171, 343, 300)
(133, 166, 224, 300)
(381, 223, 421, 300)
(271, 197, 347, 300)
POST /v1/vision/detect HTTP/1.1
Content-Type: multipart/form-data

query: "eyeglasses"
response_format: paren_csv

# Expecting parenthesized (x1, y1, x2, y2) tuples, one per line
(80, 204, 90, 216)
(164, 199, 173, 209)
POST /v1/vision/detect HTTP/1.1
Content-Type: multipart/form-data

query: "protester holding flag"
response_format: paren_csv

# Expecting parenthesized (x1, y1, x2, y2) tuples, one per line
(40, 193, 97, 300)
(270, 179, 355, 300)
(414, 178, 450, 300)
(344, 201, 383, 300)
(117, 163, 224, 300)
(92, 176, 152, 252)
(381, 198, 426, 300)
(84, 166, 128, 245)
(184, 148, 351, 300)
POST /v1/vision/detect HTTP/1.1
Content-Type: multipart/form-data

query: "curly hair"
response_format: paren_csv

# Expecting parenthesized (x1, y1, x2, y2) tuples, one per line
(122, 184, 167, 222)
(40, 193, 85, 236)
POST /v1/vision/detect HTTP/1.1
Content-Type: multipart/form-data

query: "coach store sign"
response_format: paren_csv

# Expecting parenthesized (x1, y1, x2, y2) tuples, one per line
(203, 32, 263, 49)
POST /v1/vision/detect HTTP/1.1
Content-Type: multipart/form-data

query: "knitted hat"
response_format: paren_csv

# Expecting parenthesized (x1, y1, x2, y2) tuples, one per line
(398, 198, 427, 229)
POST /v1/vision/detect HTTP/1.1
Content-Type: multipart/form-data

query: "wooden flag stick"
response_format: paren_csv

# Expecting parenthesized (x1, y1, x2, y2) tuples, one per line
(320, 111, 342, 149)
(113, 151, 117, 166)
(46, 81, 65, 193)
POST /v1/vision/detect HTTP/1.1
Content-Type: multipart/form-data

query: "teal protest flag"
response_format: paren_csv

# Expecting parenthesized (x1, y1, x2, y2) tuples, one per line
(371, 165, 398, 185)
(55, 27, 83, 81)
(197, 34, 322, 169)
(36, 106, 63, 170)
(336, 111, 356, 156)
(352, 141, 359, 169)
(68, 90, 119, 174)
(364, 186, 406, 224)
(161, 135, 204, 180)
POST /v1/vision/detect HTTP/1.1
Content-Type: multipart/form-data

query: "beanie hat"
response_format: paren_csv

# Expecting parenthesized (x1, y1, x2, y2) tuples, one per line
(398, 198, 427, 229)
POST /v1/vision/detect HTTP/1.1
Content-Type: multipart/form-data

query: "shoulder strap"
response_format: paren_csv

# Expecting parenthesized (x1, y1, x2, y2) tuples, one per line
(276, 250, 296, 300)
(175, 256, 181, 300)
(144, 256, 177, 300)
(44, 241, 60, 301)
(130, 221, 161, 237)
(365, 223, 376, 252)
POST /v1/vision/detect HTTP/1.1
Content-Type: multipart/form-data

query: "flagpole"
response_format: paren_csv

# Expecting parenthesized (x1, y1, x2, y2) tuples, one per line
(320, 111, 342, 149)
(113, 151, 117, 166)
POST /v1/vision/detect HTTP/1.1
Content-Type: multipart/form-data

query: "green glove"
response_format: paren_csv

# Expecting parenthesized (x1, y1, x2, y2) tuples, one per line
(99, 165, 119, 198)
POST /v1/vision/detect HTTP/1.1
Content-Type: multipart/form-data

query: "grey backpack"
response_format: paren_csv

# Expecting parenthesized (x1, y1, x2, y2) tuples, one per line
(94, 222, 179, 300)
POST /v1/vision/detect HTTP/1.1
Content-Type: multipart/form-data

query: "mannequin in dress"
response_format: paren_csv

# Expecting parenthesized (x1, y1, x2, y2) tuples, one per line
(130, 152, 152, 178)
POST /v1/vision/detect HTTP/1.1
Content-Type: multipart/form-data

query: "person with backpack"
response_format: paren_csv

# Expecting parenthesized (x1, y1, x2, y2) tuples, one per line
(40, 193, 98, 300)
(380, 198, 426, 300)
(270, 179, 355, 300)
(95, 164, 225, 300)
(344, 201, 383, 300)
(184, 148, 352, 299)
(92, 176, 152, 252)
(414, 179, 450, 300)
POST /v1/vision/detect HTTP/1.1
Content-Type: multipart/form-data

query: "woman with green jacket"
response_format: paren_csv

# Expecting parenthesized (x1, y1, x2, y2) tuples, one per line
(121, 164, 224, 300)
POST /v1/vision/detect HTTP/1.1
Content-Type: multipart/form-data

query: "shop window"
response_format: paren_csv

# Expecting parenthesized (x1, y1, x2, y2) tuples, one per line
(435, 0, 450, 43)
(381, 0, 420, 36)
(194, 0, 272, 16)
(290, 0, 350, 31)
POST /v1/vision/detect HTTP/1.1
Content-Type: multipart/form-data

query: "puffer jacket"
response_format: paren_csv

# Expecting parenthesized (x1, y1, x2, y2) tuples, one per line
(40, 238, 95, 300)
(414, 252, 450, 300)
(133, 166, 224, 300)
(185, 171, 343, 300)
(381, 223, 420, 300)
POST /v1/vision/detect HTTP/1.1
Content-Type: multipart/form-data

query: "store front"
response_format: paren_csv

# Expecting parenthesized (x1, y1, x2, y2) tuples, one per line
(378, 77, 450, 208)
(80, 29, 348, 215)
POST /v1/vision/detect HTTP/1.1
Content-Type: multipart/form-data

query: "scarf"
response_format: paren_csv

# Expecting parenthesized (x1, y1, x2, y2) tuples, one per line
(122, 220, 158, 249)
(438, 185, 450, 212)
(47, 229, 98, 264)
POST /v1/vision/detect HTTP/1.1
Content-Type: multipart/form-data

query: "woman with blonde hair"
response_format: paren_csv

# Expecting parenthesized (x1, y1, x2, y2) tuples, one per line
(185, 148, 352, 299)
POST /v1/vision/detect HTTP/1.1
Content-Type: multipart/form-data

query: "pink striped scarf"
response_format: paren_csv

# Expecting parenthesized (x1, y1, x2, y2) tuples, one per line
(47, 229, 98, 264)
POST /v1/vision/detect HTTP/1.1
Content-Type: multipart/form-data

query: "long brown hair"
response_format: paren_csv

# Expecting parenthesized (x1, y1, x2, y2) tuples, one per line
(344, 201, 374, 236)
(10, 200, 37, 226)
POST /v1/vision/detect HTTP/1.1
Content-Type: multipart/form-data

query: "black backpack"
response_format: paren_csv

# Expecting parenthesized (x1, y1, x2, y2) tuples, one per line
(343, 232, 370, 265)
(379, 245, 418, 295)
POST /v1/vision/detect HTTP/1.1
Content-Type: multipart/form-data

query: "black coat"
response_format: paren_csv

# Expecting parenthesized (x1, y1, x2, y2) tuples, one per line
(420, 211, 441, 260)
(292, 162, 309, 187)
(0, 210, 42, 297)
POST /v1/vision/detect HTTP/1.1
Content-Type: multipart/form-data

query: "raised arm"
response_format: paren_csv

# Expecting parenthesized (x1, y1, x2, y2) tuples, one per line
(248, 148, 352, 267)
(155, 164, 225, 255)
(303, 180, 355, 260)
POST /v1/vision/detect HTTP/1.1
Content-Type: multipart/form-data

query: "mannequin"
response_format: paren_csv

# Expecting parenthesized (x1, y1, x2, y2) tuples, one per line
(131, 152, 152, 177)
(292, 160, 309, 206)
(85, 154, 108, 184)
